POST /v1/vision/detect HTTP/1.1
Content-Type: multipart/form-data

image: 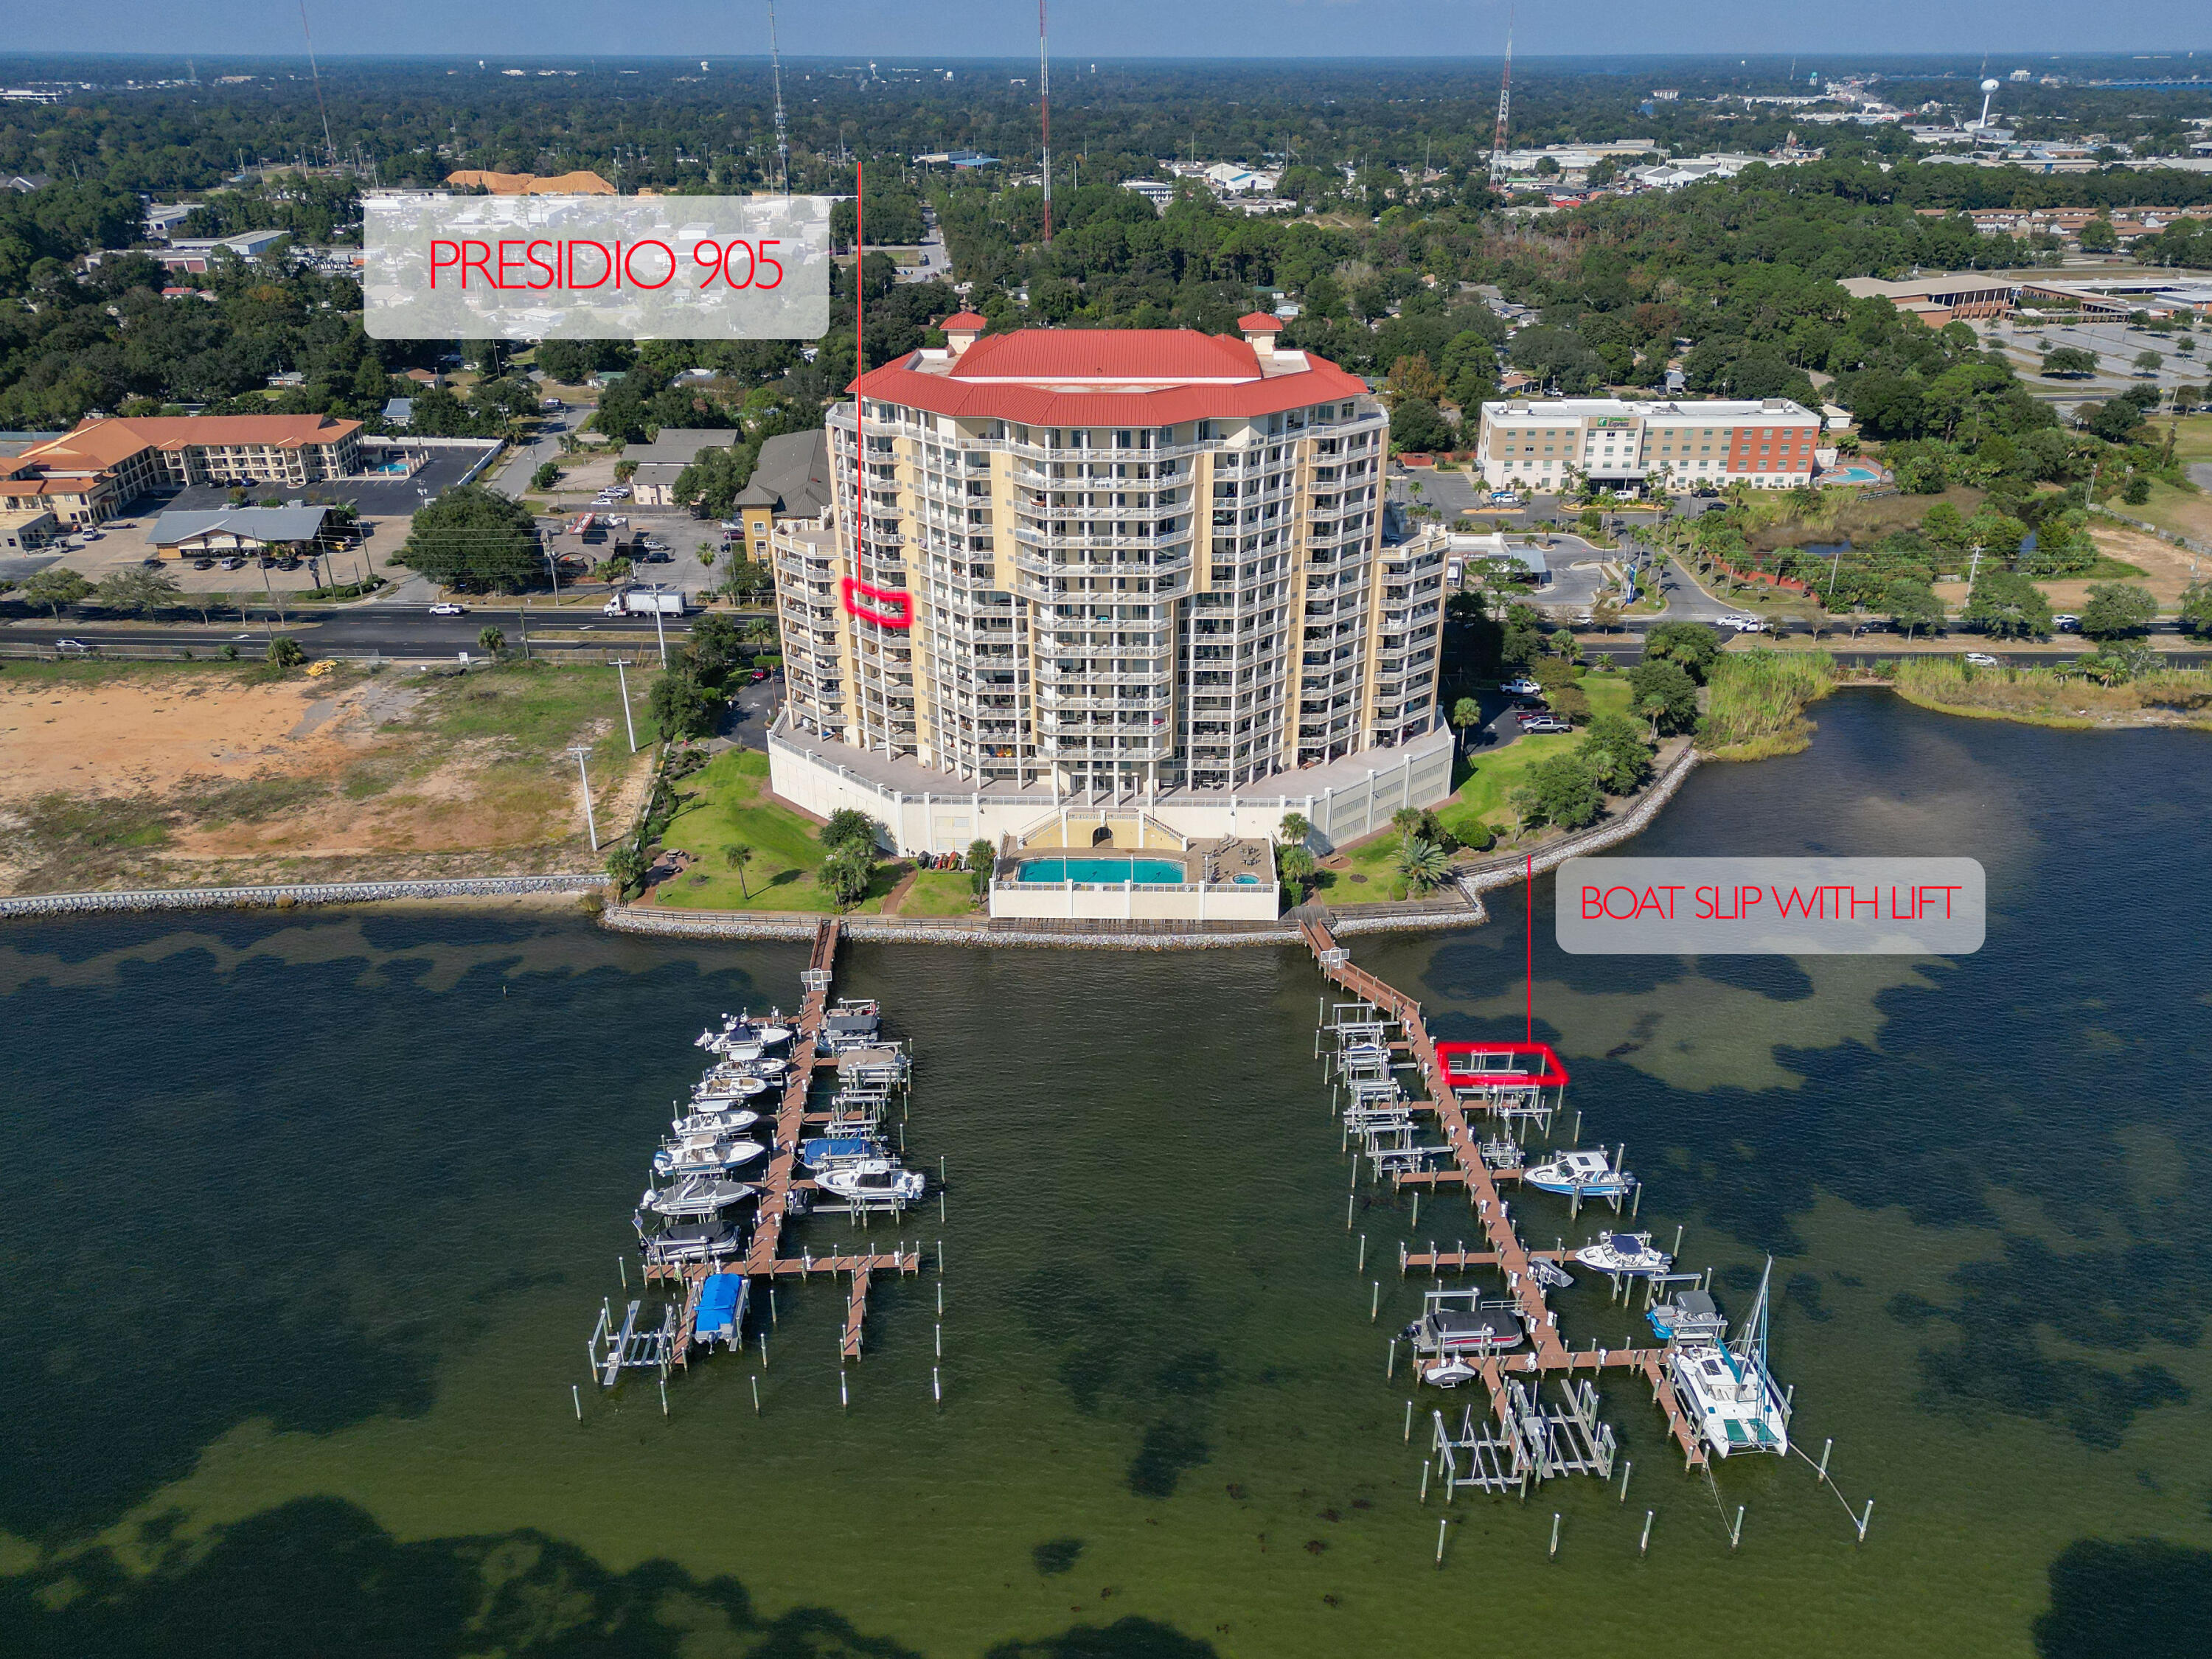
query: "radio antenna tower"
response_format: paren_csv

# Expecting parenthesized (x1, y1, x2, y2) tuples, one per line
(298, 2, 337, 168)
(1488, 10, 1514, 184)
(766, 0, 790, 195)
(1039, 0, 1053, 241)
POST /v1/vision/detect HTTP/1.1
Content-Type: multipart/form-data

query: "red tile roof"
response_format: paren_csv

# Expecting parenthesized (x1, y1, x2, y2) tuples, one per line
(1238, 311, 1285, 331)
(938, 310, 989, 330)
(854, 327, 1366, 425)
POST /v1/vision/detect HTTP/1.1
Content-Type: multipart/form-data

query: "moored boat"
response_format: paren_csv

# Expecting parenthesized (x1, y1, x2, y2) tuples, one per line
(1574, 1231, 1673, 1276)
(1666, 1262, 1790, 1458)
(653, 1134, 768, 1176)
(675, 1106, 762, 1137)
(640, 1175, 759, 1218)
(816, 1159, 925, 1206)
(1523, 1147, 1635, 1199)
(799, 1134, 886, 1170)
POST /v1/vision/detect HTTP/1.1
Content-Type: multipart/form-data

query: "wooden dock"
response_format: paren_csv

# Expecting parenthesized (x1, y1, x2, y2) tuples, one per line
(1301, 917, 1710, 1472)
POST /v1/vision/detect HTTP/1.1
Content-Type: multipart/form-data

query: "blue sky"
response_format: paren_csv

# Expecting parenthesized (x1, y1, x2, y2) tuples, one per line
(8, 3, 2207, 60)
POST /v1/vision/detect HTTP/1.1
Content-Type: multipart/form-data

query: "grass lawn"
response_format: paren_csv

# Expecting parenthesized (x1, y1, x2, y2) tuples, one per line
(2150, 413, 2212, 465)
(894, 869, 983, 917)
(655, 748, 897, 913)
(2124, 479, 2212, 553)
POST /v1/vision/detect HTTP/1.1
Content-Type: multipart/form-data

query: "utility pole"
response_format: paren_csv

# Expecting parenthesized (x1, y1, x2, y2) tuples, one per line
(1966, 543, 1982, 589)
(567, 745, 599, 849)
(651, 597, 668, 667)
(616, 658, 638, 751)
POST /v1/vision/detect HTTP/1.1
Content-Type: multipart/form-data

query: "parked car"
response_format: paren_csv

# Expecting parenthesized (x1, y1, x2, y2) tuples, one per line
(1490, 491, 1523, 507)
(2053, 613, 2081, 633)
(429, 602, 467, 616)
(749, 667, 770, 682)
(1520, 714, 1573, 734)
(83, 529, 103, 540)
(192, 557, 215, 570)
(219, 556, 243, 570)
(1964, 652, 2001, 667)
(1500, 676, 1543, 695)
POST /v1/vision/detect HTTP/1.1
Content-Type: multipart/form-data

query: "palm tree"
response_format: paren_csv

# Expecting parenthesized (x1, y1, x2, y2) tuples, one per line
(1638, 694, 1669, 742)
(1277, 843, 1318, 898)
(1395, 836, 1452, 893)
(1277, 810, 1311, 846)
(723, 841, 754, 898)
(1450, 696, 1483, 749)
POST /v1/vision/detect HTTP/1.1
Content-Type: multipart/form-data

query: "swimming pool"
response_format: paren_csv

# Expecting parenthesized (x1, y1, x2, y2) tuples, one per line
(1821, 464, 1884, 485)
(1016, 857, 1187, 885)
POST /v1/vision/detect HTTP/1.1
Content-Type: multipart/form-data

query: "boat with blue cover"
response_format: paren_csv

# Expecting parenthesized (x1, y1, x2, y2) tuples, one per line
(1647, 1286, 1727, 1345)
(799, 1134, 886, 1170)
(693, 1273, 748, 1346)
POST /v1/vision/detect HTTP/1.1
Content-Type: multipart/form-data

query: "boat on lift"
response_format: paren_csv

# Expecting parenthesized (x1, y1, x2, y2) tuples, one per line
(1647, 1285, 1728, 1345)
(697, 1012, 794, 1054)
(815, 1159, 925, 1206)
(1666, 1261, 1790, 1458)
(798, 1134, 886, 1170)
(653, 1133, 768, 1177)
(1524, 1147, 1635, 1200)
(674, 1105, 763, 1138)
(1573, 1231, 1673, 1276)
(636, 1217, 745, 1265)
(1403, 1288, 1526, 1385)
(639, 1175, 759, 1218)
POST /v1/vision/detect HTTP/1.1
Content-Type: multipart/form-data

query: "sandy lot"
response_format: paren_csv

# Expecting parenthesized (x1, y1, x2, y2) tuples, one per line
(0, 664, 653, 893)
(1927, 524, 2205, 614)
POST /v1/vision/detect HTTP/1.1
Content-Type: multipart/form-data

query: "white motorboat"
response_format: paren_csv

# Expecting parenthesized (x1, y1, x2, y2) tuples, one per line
(1524, 1148, 1635, 1200)
(1647, 1286, 1728, 1345)
(640, 1175, 759, 1218)
(1667, 1262, 1790, 1458)
(692, 1076, 769, 1101)
(636, 1218, 744, 1265)
(815, 1159, 925, 1205)
(1574, 1231, 1673, 1276)
(674, 1106, 762, 1138)
(653, 1134, 768, 1177)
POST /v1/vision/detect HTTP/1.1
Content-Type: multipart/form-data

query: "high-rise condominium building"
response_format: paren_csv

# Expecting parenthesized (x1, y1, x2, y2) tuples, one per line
(771, 314, 1446, 802)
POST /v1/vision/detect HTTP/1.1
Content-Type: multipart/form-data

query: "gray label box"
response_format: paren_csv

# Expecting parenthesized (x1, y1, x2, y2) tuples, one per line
(364, 194, 831, 341)
(1556, 858, 1985, 955)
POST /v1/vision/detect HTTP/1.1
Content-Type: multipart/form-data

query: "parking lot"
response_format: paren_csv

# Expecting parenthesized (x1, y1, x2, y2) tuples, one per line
(159, 440, 502, 520)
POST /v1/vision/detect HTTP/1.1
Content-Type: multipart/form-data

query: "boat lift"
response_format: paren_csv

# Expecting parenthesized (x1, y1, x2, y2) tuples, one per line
(589, 1296, 678, 1388)
(1429, 1377, 1618, 1498)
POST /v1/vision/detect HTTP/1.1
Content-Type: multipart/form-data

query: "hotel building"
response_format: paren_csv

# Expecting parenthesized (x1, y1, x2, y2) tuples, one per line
(1473, 397, 1823, 494)
(768, 313, 1450, 858)
(0, 414, 363, 525)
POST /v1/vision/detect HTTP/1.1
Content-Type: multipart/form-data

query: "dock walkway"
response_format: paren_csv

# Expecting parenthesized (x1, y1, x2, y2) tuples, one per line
(1300, 918, 1708, 1471)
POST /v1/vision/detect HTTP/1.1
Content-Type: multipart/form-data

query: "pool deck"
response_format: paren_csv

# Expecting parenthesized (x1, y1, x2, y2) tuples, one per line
(997, 835, 1276, 889)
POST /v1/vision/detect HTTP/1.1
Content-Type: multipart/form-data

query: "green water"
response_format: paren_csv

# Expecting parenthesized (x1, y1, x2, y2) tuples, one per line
(1, 690, 2208, 1656)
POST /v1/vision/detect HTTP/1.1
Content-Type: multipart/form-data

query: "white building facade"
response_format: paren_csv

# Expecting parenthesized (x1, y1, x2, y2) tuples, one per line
(1473, 397, 1823, 494)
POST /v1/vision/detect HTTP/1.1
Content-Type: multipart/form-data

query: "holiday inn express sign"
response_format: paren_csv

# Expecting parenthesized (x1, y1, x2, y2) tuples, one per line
(364, 195, 832, 340)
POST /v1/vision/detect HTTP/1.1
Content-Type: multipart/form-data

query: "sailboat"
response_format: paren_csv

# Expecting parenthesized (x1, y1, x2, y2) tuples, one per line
(1666, 1259, 1790, 1458)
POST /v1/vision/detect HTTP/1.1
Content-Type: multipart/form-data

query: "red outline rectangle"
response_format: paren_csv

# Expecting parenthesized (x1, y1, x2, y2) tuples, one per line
(1436, 1040, 1570, 1089)
(840, 576, 912, 629)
